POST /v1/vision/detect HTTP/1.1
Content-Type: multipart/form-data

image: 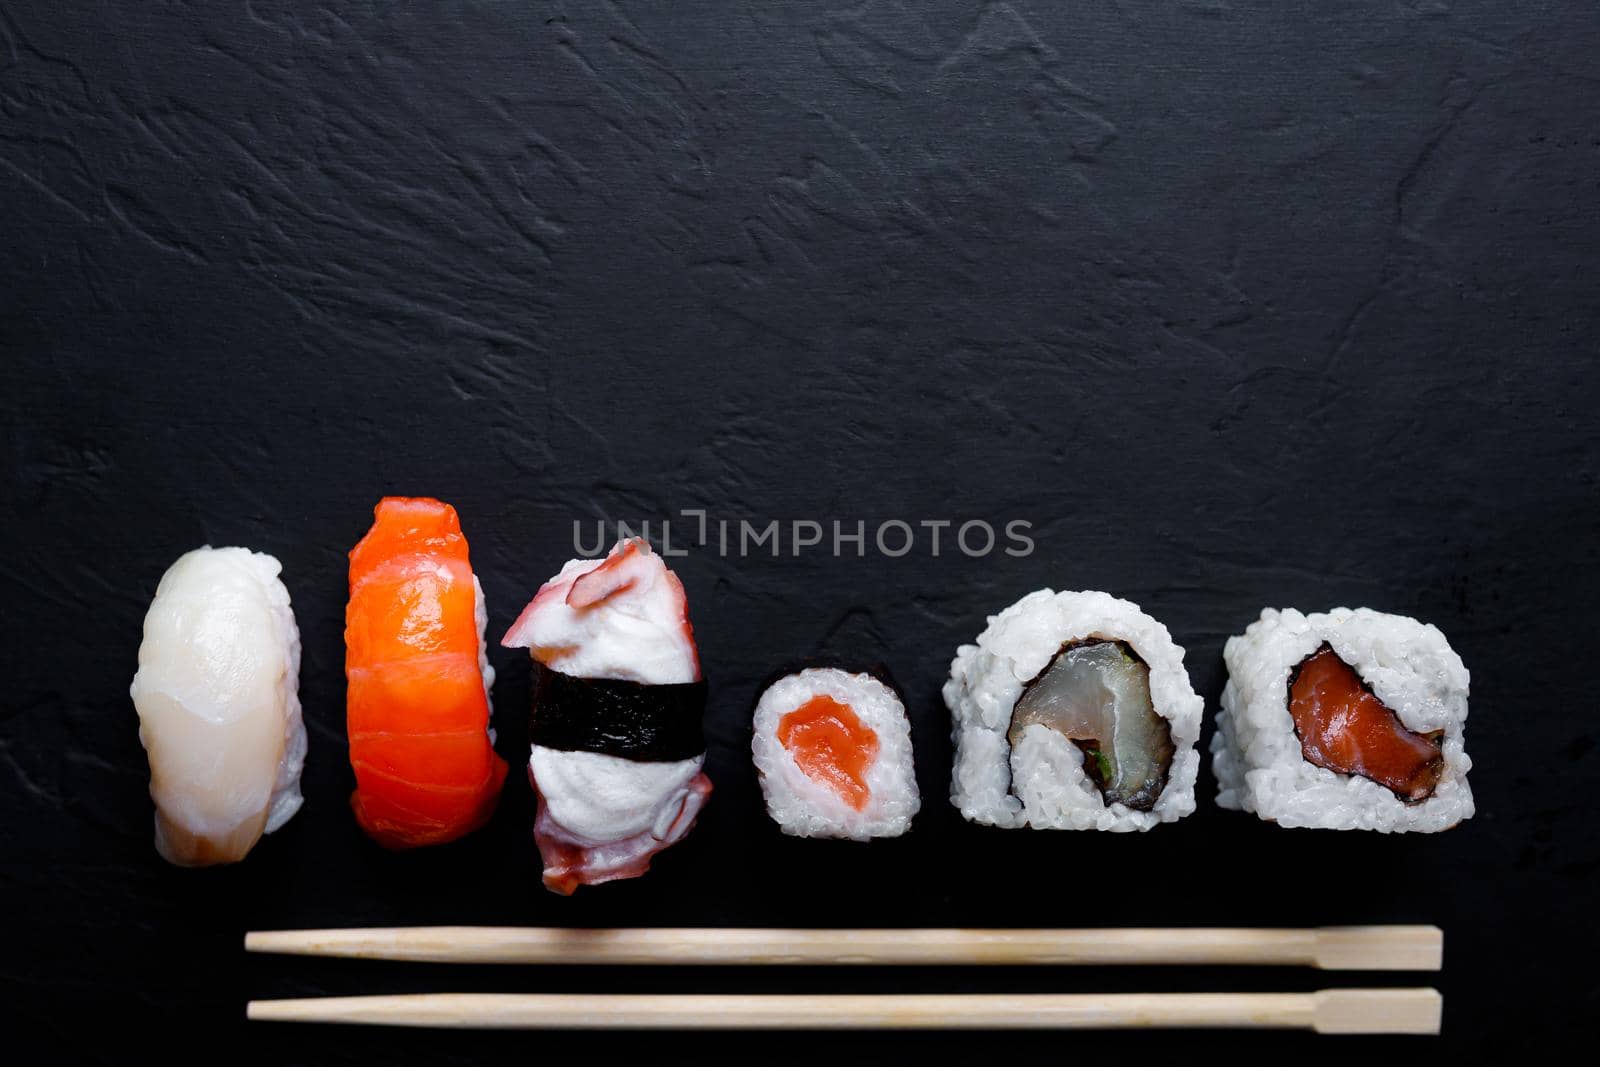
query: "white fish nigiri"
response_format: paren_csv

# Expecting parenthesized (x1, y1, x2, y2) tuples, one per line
(131, 546, 306, 866)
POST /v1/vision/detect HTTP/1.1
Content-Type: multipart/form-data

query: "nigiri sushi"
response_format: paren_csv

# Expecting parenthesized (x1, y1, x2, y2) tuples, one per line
(346, 497, 507, 848)
(130, 546, 306, 866)
(752, 664, 920, 839)
(503, 537, 710, 894)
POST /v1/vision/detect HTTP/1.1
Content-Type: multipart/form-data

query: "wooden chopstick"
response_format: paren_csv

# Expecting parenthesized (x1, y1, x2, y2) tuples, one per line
(246, 989, 1442, 1033)
(244, 925, 1442, 970)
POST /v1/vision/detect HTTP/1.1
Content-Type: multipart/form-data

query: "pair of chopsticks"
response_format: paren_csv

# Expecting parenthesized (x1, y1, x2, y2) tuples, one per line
(245, 925, 1443, 1034)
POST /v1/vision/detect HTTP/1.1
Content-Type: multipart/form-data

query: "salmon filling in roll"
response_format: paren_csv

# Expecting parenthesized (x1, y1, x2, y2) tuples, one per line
(1288, 645, 1444, 803)
(778, 694, 881, 812)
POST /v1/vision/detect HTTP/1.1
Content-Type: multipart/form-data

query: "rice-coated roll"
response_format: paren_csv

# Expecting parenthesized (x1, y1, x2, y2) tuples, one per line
(945, 589, 1202, 831)
(753, 666, 920, 839)
(1212, 607, 1472, 832)
(131, 546, 306, 866)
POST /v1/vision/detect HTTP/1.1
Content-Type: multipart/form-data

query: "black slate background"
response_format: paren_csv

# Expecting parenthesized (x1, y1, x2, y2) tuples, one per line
(3, 1, 1598, 1062)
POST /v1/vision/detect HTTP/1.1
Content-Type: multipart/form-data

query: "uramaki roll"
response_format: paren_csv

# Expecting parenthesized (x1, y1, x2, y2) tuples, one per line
(1212, 606, 1473, 832)
(945, 589, 1203, 831)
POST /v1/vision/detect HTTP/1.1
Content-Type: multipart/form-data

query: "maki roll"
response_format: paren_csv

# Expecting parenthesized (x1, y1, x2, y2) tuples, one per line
(944, 589, 1202, 831)
(1212, 607, 1473, 832)
(503, 538, 711, 894)
(752, 665, 920, 839)
(130, 546, 306, 866)
(345, 497, 507, 849)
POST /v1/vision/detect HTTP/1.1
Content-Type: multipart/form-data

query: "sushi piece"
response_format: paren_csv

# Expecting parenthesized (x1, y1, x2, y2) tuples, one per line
(346, 497, 507, 848)
(944, 589, 1203, 831)
(752, 665, 919, 839)
(1212, 607, 1473, 832)
(130, 546, 306, 866)
(503, 537, 710, 894)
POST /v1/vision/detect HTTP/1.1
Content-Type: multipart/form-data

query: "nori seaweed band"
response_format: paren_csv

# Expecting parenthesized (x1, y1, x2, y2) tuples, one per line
(530, 662, 707, 762)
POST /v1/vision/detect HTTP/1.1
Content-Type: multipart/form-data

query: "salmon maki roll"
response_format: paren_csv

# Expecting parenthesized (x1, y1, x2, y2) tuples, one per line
(346, 497, 507, 848)
(752, 664, 919, 840)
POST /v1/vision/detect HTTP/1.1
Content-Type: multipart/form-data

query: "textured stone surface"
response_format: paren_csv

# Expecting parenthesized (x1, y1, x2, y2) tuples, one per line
(2, 1, 1598, 1059)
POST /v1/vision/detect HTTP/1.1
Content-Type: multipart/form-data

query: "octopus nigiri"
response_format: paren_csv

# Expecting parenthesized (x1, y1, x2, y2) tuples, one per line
(346, 497, 507, 848)
(131, 546, 306, 866)
(503, 537, 711, 893)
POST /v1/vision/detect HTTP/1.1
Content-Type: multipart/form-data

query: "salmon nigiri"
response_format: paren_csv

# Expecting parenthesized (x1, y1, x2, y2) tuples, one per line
(346, 497, 507, 848)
